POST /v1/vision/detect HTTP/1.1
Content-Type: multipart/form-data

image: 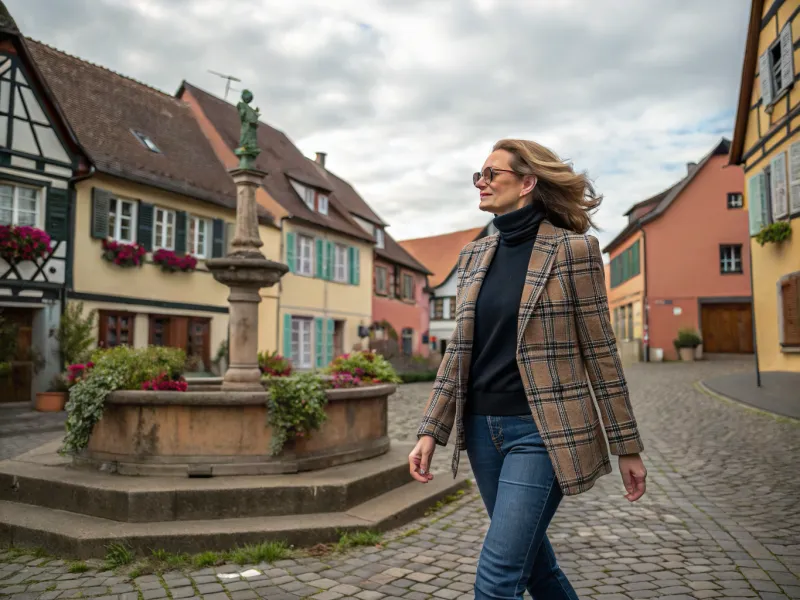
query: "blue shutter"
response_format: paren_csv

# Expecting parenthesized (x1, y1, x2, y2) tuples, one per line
(748, 173, 766, 236)
(353, 247, 360, 285)
(315, 317, 324, 368)
(326, 241, 334, 280)
(283, 314, 292, 359)
(326, 318, 335, 363)
(286, 232, 296, 273)
(316, 239, 324, 278)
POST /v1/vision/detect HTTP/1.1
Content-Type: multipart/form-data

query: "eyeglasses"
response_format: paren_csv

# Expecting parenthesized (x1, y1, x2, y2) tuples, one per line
(472, 166, 518, 186)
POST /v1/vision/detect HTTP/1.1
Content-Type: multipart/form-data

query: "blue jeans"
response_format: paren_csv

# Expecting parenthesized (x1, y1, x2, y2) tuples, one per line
(465, 414, 579, 600)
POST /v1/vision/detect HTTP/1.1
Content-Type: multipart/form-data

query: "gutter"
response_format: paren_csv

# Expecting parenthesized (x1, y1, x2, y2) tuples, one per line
(62, 162, 97, 313)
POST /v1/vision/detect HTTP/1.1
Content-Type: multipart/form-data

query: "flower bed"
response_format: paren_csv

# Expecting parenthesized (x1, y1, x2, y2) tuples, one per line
(101, 239, 146, 268)
(324, 350, 401, 387)
(152, 249, 198, 273)
(0, 225, 52, 263)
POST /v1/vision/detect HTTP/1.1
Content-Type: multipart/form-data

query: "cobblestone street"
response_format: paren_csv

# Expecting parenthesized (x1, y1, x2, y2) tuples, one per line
(2, 358, 799, 599)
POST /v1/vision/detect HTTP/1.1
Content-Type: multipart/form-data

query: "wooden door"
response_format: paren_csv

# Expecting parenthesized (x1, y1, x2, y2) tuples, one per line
(700, 303, 754, 354)
(0, 307, 33, 403)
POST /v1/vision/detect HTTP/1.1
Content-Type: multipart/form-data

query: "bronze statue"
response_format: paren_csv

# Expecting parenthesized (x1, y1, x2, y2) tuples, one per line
(235, 89, 261, 169)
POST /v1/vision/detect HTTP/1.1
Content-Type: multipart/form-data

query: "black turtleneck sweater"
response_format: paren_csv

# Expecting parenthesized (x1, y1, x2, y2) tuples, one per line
(465, 203, 546, 416)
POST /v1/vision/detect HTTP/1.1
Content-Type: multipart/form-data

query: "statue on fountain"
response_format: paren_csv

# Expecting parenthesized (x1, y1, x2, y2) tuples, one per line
(234, 89, 261, 170)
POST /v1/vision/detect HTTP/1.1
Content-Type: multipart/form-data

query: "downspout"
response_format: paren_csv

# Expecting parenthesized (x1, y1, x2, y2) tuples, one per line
(639, 224, 649, 362)
(64, 162, 96, 314)
(276, 216, 288, 354)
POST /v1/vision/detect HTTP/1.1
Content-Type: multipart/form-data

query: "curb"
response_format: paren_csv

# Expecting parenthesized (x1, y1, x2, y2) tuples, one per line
(694, 381, 800, 425)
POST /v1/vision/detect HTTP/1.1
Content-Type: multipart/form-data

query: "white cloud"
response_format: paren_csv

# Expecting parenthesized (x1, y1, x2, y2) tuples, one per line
(9, 0, 751, 249)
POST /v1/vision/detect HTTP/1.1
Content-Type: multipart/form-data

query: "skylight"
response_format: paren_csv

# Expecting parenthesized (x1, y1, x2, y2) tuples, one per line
(131, 130, 160, 153)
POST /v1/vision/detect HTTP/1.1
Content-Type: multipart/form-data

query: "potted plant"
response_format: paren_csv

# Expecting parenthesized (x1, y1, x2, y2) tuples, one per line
(35, 373, 70, 412)
(674, 328, 702, 362)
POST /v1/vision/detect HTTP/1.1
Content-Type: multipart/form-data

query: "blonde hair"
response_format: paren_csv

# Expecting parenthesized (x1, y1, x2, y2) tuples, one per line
(493, 139, 602, 234)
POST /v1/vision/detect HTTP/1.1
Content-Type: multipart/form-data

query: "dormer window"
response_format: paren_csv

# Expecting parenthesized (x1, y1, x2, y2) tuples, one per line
(131, 130, 160, 153)
(375, 228, 384, 249)
(318, 194, 329, 215)
(290, 180, 329, 214)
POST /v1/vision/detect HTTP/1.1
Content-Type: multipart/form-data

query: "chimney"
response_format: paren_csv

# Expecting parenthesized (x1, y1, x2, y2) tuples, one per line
(687, 161, 697, 175)
(315, 152, 327, 168)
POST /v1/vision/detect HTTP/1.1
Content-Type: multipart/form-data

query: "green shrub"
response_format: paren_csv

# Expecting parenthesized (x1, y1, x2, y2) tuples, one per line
(324, 350, 401, 385)
(61, 346, 186, 454)
(266, 372, 328, 455)
(755, 221, 792, 246)
(56, 302, 97, 369)
(674, 328, 702, 349)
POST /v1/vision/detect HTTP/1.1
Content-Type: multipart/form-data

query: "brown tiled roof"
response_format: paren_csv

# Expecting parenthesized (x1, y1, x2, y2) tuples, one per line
(25, 41, 274, 223)
(180, 82, 373, 243)
(400, 226, 487, 288)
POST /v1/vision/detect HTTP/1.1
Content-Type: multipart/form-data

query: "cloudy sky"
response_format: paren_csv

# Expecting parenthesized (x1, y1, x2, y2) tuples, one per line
(10, 0, 751, 248)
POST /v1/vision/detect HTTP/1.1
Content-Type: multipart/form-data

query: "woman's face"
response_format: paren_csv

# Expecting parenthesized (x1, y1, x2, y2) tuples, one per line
(474, 149, 536, 215)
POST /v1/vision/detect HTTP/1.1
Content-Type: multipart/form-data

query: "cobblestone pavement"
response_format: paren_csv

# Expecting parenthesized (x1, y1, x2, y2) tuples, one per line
(2, 358, 800, 599)
(0, 404, 65, 461)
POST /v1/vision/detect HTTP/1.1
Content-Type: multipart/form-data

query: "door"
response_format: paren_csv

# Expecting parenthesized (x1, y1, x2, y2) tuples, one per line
(0, 307, 34, 403)
(333, 320, 345, 358)
(700, 303, 754, 354)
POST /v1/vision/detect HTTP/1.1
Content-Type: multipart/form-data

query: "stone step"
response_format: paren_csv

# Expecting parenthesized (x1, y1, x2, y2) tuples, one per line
(0, 443, 418, 523)
(0, 474, 471, 559)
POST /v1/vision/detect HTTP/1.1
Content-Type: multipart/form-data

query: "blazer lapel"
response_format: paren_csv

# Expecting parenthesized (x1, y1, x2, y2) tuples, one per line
(517, 221, 560, 347)
(457, 235, 498, 359)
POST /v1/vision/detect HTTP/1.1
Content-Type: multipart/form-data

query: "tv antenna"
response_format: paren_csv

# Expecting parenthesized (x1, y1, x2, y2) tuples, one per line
(208, 70, 241, 100)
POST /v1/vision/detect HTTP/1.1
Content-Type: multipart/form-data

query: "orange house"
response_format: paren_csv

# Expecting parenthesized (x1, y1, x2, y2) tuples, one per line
(603, 138, 751, 361)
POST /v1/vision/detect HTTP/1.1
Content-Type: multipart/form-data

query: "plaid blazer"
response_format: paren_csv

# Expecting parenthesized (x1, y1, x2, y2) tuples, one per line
(417, 221, 644, 496)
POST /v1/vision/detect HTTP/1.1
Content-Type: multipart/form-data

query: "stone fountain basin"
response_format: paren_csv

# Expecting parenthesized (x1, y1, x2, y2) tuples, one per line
(80, 384, 395, 476)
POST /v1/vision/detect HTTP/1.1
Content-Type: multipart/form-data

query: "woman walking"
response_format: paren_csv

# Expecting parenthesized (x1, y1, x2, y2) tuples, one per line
(408, 139, 647, 599)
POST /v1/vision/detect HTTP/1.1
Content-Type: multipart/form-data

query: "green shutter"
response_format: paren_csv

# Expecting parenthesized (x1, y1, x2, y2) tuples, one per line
(175, 211, 187, 254)
(90, 187, 112, 239)
(45, 187, 69, 241)
(286, 232, 296, 273)
(326, 241, 334, 280)
(315, 317, 324, 368)
(283, 314, 292, 359)
(211, 219, 225, 257)
(316, 239, 324, 278)
(748, 173, 766, 236)
(137, 203, 154, 251)
(326, 319, 335, 363)
(353, 247, 360, 285)
(632, 241, 640, 276)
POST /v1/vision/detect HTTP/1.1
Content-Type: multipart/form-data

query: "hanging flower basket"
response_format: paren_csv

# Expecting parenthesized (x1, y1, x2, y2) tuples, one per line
(152, 249, 198, 273)
(0, 225, 52, 263)
(101, 239, 146, 268)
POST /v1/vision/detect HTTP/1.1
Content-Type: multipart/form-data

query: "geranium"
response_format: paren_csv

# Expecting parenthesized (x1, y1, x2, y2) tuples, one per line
(66, 361, 94, 387)
(101, 239, 146, 268)
(141, 372, 188, 391)
(323, 350, 400, 386)
(330, 372, 361, 389)
(258, 350, 293, 377)
(152, 249, 198, 273)
(0, 225, 52, 263)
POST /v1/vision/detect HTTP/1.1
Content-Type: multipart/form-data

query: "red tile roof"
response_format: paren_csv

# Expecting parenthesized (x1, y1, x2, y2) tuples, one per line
(400, 226, 487, 288)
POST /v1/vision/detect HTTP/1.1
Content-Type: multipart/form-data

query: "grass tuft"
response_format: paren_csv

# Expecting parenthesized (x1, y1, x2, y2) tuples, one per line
(68, 561, 90, 574)
(335, 530, 382, 551)
(104, 542, 134, 570)
(226, 541, 291, 565)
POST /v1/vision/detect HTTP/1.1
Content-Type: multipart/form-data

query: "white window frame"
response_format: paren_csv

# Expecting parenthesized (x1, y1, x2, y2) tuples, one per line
(291, 180, 316, 210)
(402, 273, 414, 300)
(153, 207, 176, 250)
(296, 234, 314, 276)
(189, 215, 211, 258)
(334, 244, 348, 283)
(720, 245, 742, 274)
(108, 197, 137, 243)
(726, 193, 743, 209)
(375, 228, 385, 249)
(375, 266, 388, 294)
(0, 181, 43, 228)
(291, 317, 313, 368)
(318, 194, 329, 215)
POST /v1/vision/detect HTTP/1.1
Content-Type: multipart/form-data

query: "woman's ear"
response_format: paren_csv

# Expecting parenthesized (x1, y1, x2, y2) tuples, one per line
(521, 174, 537, 197)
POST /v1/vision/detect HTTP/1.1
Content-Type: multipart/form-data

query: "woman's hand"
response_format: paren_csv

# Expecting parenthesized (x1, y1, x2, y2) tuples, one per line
(409, 436, 436, 483)
(619, 453, 647, 502)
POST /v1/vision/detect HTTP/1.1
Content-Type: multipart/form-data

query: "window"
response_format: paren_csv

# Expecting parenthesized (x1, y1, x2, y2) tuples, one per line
(334, 244, 348, 282)
(98, 311, 134, 348)
(189, 215, 210, 257)
(402, 274, 414, 300)
(108, 197, 137, 243)
(720, 245, 743, 274)
(375, 266, 388, 294)
(780, 273, 800, 348)
(448, 297, 456, 319)
(760, 23, 794, 107)
(291, 180, 316, 210)
(296, 234, 314, 276)
(375, 228, 385, 249)
(131, 130, 160, 153)
(154, 207, 175, 250)
(0, 183, 40, 227)
(432, 298, 444, 320)
(318, 194, 329, 215)
(610, 240, 641, 288)
(401, 328, 413, 356)
(727, 193, 743, 209)
(291, 317, 313, 368)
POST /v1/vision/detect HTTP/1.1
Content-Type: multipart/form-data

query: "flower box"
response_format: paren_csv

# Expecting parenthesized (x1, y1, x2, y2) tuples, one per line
(102, 239, 146, 268)
(0, 225, 52, 263)
(152, 249, 198, 273)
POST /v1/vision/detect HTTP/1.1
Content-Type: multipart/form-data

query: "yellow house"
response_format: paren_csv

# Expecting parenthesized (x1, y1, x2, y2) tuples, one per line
(730, 0, 800, 373)
(180, 82, 375, 369)
(26, 40, 282, 373)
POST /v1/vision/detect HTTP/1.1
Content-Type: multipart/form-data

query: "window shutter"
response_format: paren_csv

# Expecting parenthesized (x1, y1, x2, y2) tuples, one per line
(326, 318, 334, 363)
(314, 317, 324, 368)
(45, 187, 69, 241)
(326, 241, 334, 280)
(352, 247, 360, 285)
(175, 211, 187, 254)
(90, 187, 112, 239)
(283, 314, 293, 359)
(315, 239, 325, 278)
(781, 276, 800, 347)
(759, 52, 773, 106)
(137, 202, 154, 251)
(780, 23, 794, 94)
(771, 152, 789, 220)
(748, 173, 766, 235)
(285, 232, 296, 273)
(347, 247, 355, 284)
(211, 219, 225, 258)
(789, 142, 800, 214)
